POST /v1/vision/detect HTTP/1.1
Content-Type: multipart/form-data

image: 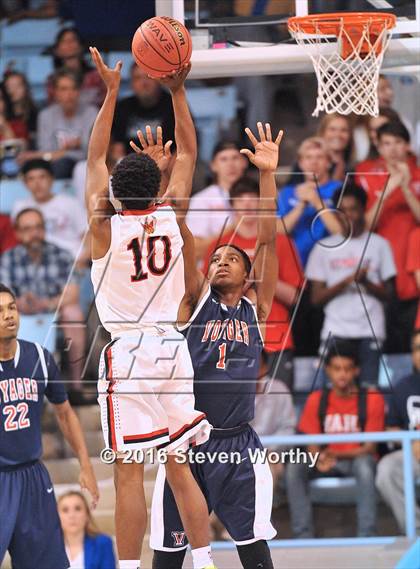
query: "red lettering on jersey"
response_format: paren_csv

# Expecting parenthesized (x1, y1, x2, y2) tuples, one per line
(0, 380, 9, 403)
(234, 319, 243, 342)
(9, 378, 18, 401)
(241, 321, 249, 346)
(16, 377, 25, 400)
(211, 320, 222, 341)
(31, 379, 39, 402)
(227, 320, 235, 341)
(201, 320, 215, 342)
(219, 319, 229, 340)
(24, 378, 32, 400)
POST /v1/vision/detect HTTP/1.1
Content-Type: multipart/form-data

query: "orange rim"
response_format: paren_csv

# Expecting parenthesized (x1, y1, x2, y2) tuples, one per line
(288, 12, 397, 36)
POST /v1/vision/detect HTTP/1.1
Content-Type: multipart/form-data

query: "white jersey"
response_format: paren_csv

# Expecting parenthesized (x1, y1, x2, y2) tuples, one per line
(91, 203, 185, 337)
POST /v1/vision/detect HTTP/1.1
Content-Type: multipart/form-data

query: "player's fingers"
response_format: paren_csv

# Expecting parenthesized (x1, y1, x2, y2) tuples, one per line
(240, 148, 254, 162)
(156, 126, 163, 147)
(115, 60, 123, 72)
(146, 125, 154, 146)
(275, 129, 284, 145)
(164, 140, 173, 156)
(129, 140, 142, 154)
(257, 121, 266, 142)
(265, 123, 272, 142)
(137, 129, 147, 148)
(244, 127, 258, 147)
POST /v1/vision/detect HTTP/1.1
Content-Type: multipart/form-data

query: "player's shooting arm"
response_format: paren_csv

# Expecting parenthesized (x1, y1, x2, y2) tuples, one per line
(158, 64, 197, 212)
(85, 48, 121, 257)
(53, 400, 99, 507)
(240, 123, 283, 328)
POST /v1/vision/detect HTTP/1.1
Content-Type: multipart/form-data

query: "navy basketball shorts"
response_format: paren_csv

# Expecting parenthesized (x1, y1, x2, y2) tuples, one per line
(0, 460, 69, 569)
(150, 424, 277, 551)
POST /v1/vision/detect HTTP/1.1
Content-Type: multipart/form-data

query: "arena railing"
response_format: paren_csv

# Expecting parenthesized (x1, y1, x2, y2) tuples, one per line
(212, 430, 420, 549)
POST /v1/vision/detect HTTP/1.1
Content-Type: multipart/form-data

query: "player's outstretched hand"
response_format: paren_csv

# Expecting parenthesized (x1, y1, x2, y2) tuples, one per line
(240, 122, 283, 172)
(79, 463, 100, 509)
(154, 62, 192, 93)
(89, 46, 122, 91)
(130, 125, 173, 172)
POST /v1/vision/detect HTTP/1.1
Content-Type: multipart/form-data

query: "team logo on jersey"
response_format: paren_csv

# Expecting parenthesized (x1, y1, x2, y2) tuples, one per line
(171, 531, 186, 546)
(142, 216, 157, 234)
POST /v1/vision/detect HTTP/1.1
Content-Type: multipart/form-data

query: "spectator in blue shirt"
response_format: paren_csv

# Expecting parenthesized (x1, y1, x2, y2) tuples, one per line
(277, 137, 342, 267)
(58, 491, 116, 569)
(376, 328, 420, 534)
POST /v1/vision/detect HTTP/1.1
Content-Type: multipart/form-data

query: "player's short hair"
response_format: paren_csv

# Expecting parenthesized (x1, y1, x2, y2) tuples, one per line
(324, 340, 359, 367)
(0, 283, 16, 301)
(111, 153, 161, 210)
(333, 182, 367, 210)
(377, 121, 410, 144)
(297, 136, 329, 160)
(21, 159, 53, 177)
(211, 243, 252, 276)
(52, 68, 82, 89)
(212, 140, 241, 160)
(229, 177, 259, 205)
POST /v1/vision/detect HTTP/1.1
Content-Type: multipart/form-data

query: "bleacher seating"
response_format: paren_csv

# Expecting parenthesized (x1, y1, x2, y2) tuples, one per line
(0, 18, 61, 56)
(187, 86, 238, 162)
(18, 313, 57, 353)
(0, 179, 75, 215)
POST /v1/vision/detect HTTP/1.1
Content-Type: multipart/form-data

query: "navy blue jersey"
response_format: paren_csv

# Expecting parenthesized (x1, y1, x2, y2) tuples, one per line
(0, 340, 67, 468)
(386, 373, 420, 430)
(179, 286, 263, 428)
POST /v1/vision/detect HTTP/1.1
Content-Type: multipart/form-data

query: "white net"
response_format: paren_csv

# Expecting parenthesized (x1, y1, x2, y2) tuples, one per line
(288, 15, 395, 117)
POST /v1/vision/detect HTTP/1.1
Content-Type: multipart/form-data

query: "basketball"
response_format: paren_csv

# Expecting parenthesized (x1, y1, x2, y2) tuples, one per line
(131, 16, 192, 78)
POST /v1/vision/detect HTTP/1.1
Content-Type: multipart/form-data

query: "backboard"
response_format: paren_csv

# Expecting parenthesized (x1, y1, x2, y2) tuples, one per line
(158, 0, 420, 78)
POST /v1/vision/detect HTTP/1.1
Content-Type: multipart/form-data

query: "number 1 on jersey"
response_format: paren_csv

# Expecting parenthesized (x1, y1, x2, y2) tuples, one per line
(216, 343, 227, 370)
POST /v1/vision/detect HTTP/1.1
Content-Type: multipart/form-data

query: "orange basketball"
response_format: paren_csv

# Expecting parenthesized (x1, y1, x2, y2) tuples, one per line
(131, 16, 192, 78)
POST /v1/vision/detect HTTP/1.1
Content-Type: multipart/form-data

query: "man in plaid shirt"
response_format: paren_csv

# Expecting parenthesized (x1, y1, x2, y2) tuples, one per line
(0, 208, 86, 396)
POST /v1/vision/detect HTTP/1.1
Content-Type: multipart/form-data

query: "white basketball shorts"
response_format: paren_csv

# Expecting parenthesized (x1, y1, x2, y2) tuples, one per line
(97, 329, 211, 453)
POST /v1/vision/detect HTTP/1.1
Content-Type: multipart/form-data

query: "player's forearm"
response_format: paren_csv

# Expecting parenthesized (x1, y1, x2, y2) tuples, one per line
(258, 171, 277, 245)
(87, 87, 119, 165)
(171, 87, 197, 160)
(57, 407, 91, 467)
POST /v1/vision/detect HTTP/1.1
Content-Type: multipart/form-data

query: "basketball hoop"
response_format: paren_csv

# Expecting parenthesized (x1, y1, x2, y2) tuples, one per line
(288, 12, 396, 117)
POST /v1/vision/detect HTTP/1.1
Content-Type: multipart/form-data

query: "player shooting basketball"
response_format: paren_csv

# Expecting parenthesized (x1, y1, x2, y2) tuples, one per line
(139, 122, 282, 569)
(86, 48, 217, 569)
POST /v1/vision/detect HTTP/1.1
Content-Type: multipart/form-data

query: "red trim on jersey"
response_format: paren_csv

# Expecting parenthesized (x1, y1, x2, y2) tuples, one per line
(169, 413, 207, 442)
(105, 343, 117, 451)
(120, 202, 170, 216)
(123, 428, 169, 444)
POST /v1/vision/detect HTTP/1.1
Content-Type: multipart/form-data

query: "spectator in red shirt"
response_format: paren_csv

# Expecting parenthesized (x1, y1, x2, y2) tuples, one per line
(356, 122, 420, 353)
(406, 227, 420, 330)
(0, 214, 18, 254)
(202, 177, 303, 388)
(285, 341, 385, 538)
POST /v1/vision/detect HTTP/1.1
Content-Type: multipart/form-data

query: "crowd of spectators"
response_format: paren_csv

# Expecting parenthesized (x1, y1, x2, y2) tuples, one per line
(0, 19, 419, 540)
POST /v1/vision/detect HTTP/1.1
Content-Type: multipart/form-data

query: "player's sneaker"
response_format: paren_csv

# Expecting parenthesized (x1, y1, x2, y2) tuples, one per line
(203, 566, 218, 569)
